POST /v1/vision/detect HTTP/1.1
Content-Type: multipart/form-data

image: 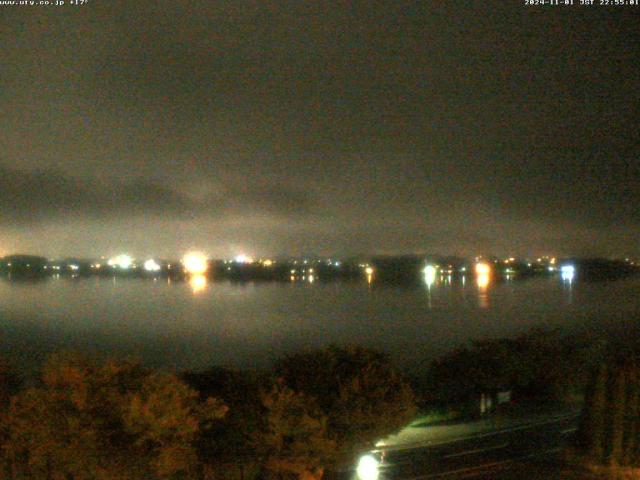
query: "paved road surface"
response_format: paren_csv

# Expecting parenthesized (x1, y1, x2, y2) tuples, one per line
(345, 411, 580, 480)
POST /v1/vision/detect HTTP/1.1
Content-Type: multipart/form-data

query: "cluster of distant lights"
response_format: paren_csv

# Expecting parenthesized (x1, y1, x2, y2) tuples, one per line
(418, 260, 577, 289)
(21, 253, 583, 291)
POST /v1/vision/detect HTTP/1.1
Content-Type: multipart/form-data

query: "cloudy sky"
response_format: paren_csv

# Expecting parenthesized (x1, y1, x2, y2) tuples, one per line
(0, 1, 638, 259)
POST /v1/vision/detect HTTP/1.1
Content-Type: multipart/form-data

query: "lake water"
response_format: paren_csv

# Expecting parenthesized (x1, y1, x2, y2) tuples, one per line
(1, 274, 639, 374)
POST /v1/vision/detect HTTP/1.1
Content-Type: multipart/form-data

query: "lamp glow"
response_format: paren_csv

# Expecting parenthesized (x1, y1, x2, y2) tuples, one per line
(475, 262, 491, 275)
(356, 455, 379, 480)
(424, 265, 437, 288)
(144, 259, 161, 272)
(561, 265, 575, 282)
(108, 255, 133, 269)
(234, 254, 253, 264)
(183, 252, 208, 274)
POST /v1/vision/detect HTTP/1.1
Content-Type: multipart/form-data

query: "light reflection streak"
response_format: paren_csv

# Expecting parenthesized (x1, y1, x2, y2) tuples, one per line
(190, 274, 207, 294)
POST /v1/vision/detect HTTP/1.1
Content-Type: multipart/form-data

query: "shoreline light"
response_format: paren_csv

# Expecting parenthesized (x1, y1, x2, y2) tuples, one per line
(234, 254, 253, 264)
(561, 264, 575, 282)
(423, 265, 437, 288)
(108, 254, 133, 270)
(183, 252, 208, 275)
(144, 259, 161, 272)
(475, 262, 491, 276)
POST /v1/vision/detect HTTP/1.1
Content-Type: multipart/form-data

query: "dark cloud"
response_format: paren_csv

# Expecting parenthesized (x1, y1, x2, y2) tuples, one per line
(0, 2, 638, 257)
(0, 166, 316, 225)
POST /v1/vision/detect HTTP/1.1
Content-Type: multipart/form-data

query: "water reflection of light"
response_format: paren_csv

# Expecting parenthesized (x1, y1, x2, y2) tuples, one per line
(190, 274, 207, 294)
(308, 274, 315, 283)
(477, 273, 490, 290)
(365, 266, 374, 285)
(477, 272, 490, 308)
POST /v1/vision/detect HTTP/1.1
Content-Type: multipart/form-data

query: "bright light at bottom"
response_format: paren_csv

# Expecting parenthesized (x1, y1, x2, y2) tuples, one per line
(356, 455, 379, 480)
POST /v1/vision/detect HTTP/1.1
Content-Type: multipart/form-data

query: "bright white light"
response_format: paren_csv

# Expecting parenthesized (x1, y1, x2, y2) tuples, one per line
(475, 262, 491, 275)
(423, 265, 437, 288)
(108, 255, 133, 269)
(144, 259, 161, 272)
(365, 267, 374, 275)
(234, 254, 253, 264)
(561, 265, 575, 282)
(69, 264, 79, 271)
(356, 455, 379, 480)
(183, 252, 208, 274)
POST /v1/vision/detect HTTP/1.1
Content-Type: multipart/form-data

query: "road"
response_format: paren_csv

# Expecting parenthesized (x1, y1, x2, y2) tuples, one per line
(354, 411, 580, 480)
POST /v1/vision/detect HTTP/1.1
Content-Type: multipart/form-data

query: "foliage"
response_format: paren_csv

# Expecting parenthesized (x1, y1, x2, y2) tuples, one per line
(275, 346, 417, 464)
(0, 359, 21, 408)
(577, 355, 640, 467)
(0, 352, 226, 480)
(256, 381, 335, 480)
(425, 329, 605, 407)
(184, 367, 267, 479)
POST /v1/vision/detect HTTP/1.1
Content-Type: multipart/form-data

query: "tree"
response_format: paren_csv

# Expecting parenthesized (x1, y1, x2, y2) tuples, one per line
(0, 359, 21, 408)
(275, 346, 416, 465)
(123, 372, 228, 478)
(578, 355, 640, 467)
(607, 368, 627, 465)
(0, 352, 227, 479)
(257, 381, 335, 480)
(184, 367, 267, 479)
(578, 363, 608, 462)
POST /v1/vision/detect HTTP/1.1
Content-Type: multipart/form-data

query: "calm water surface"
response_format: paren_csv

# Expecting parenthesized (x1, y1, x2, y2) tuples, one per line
(1, 275, 639, 373)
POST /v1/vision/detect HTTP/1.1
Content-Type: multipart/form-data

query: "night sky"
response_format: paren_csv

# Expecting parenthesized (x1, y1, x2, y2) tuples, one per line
(1, 1, 638, 259)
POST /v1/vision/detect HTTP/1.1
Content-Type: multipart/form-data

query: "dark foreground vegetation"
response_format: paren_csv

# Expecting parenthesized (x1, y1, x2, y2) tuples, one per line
(0, 347, 416, 480)
(0, 329, 620, 479)
(419, 329, 606, 413)
(569, 350, 640, 478)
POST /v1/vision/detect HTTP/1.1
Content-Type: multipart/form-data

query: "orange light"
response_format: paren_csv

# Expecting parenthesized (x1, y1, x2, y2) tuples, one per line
(475, 262, 491, 275)
(183, 252, 208, 274)
(477, 273, 490, 290)
(190, 274, 207, 294)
